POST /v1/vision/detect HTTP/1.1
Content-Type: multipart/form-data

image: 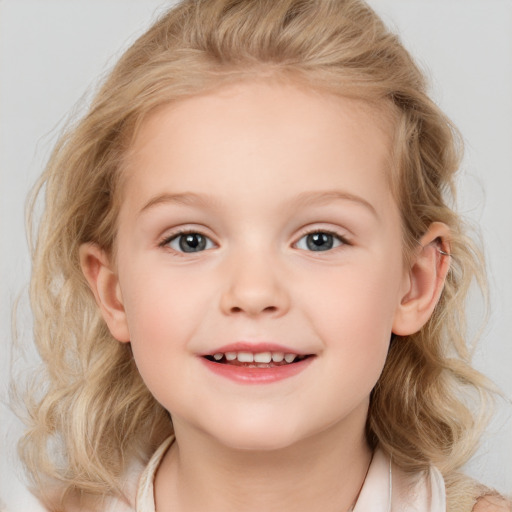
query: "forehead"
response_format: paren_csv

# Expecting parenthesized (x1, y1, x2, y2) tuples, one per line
(121, 80, 396, 214)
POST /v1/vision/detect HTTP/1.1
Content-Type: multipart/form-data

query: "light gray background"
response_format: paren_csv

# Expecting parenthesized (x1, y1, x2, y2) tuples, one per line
(1, 1, 511, 510)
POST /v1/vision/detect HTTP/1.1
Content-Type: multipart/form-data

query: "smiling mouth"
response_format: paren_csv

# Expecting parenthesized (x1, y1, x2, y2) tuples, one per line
(203, 351, 313, 368)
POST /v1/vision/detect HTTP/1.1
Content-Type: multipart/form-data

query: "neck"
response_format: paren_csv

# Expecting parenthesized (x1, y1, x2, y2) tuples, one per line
(154, 405, 373, 512)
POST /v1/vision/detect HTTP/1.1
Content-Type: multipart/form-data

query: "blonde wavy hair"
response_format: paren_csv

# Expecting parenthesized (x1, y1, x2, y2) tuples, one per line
(19, 0, 497, 510)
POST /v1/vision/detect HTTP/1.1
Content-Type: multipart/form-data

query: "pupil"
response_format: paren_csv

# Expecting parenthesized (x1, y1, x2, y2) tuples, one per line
(179, 233, 206, 252)
(306, 232, 333, 251)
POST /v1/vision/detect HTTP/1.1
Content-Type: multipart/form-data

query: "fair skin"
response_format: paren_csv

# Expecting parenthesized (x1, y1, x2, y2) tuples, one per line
(473, 497, 512, 512)
(81, 81, 450, 512)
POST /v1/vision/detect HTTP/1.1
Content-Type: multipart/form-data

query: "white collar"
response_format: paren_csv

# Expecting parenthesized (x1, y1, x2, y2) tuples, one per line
(133, 437, 446, 512)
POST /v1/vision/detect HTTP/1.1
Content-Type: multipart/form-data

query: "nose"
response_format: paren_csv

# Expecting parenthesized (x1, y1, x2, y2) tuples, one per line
(219, 252, 290, 318)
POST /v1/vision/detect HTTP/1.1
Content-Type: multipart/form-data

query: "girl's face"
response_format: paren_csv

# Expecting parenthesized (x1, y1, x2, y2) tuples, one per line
(113, 81, 410, 450)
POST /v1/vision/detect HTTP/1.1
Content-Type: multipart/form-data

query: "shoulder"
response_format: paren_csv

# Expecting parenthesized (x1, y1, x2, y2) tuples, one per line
(472, 495, 512, 512)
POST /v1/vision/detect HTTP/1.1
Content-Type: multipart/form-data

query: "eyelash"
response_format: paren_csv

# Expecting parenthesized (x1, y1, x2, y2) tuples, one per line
(158, 229, 216, 255)
(158, 228, 351, 254)
(295, 228, 351, 251)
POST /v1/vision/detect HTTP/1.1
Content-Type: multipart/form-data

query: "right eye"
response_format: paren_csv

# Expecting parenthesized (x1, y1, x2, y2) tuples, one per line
(164, 232, 215, 253)
(294, 231, 346, 252)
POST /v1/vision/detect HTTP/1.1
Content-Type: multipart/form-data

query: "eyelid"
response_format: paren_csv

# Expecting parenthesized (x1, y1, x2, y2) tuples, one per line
(293, 226, 351, 251)
(294, 226, 351, 244)
(158, 228, 217, 252)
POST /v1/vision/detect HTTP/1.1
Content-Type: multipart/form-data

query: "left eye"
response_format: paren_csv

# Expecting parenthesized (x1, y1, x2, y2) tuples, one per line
(295, 232, 344, 252)
(166, 232, 215, 253)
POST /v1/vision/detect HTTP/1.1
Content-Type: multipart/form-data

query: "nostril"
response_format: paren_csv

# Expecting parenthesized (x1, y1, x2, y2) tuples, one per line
(221, 284, 290, 317)
(229, 305, 277, 314)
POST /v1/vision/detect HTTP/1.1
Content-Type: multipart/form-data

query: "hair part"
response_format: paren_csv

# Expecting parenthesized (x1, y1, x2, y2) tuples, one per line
(19, 0, 496, 509)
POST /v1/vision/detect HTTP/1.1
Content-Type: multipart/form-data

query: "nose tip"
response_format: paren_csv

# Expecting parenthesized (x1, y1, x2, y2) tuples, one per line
(219, 258, 289, 318)
(221, 288, 288, 318)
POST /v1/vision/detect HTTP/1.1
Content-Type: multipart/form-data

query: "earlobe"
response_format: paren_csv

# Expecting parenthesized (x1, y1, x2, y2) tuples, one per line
(79, 243, 131, 342)
(392, 222, 451, 336)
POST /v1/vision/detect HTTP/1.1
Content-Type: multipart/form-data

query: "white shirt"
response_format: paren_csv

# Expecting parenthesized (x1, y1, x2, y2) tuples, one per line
(106, 436, 446, 512)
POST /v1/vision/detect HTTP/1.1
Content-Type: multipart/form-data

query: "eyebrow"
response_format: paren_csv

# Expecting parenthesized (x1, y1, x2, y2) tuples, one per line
(292, 190, 378, 217)
(138, 190, 377, 217)
(139, 192, 218, 215)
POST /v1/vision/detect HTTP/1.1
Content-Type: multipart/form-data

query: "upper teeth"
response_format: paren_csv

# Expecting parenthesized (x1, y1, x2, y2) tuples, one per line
(212, 351, 299, 364)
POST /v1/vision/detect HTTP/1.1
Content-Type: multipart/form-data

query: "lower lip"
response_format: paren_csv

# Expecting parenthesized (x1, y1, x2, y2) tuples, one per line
(200, 357, 315, 384)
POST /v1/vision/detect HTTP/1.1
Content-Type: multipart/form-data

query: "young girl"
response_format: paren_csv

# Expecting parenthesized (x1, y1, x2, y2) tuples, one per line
(17, 0, 510, 511)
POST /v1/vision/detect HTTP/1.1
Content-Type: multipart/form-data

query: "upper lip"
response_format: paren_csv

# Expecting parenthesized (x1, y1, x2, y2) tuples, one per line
(200, 342, 312, 356)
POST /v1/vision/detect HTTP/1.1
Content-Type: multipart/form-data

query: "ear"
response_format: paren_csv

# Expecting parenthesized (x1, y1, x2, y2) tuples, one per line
(392, 222, 451, 336)
(79, 243, 130, 342)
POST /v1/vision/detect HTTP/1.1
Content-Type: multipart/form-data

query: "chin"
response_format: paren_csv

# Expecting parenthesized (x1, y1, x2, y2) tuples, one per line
(209, 417, 309, 453)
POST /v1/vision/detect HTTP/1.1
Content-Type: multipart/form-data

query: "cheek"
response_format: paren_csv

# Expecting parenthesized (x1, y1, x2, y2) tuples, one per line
(118, 269, 208, 385)
(307, 258, 402, 326)
(122, 262, 206, 333)
(302, 258, 403, 375)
